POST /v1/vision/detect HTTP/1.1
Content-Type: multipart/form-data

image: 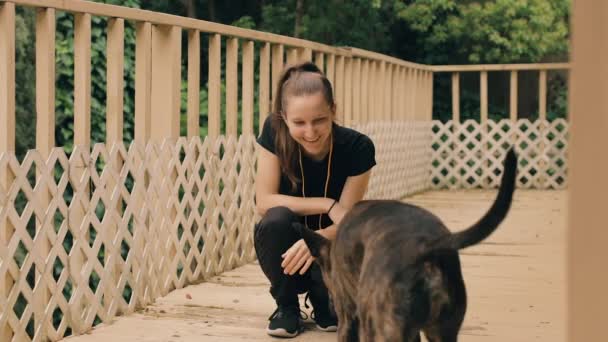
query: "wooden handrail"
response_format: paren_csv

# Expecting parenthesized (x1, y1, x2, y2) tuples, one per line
(432, 63, 570, 72)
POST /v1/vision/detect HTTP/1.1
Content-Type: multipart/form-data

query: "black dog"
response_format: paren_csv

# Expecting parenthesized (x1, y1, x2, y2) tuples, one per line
(295, 149, 517, 342)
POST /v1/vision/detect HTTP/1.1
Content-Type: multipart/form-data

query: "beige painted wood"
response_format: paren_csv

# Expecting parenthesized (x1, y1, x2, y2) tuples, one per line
(352, 58, 361, 125)
(65, 190, 566, 342)
(452, 72, 460, 122)
(36, 8, 55, 156)
(187, 30, 200, 138)
(107, 18, 124, 144)
(480, 71, 488, 123)
(398, 66, 405, 121)
(343, 57, 352, 127)
(361, 59, 369, 124)
(286, 47, 298, 66)
(302, 48, 312, 62)
(326, 54, 335, 90)
(391, 65, 398, 121)
(314, 51, 324, 73)
(509, 70, 518, 121)
(135, 22, 152, 144)
(0, 2, 15, 153)
(35, 8, 55, 339)
(428, 71, 434, 121)
(242, 41, 254, 135)
(8, 0, 343, 55)
(412, 69, 419, 121)
(348, 46, 430, 71)
(568, 1, 608, 340)
(405, 68, 413, 121)
(335, 55, 345, 123)
(74, 13, 91, 147)
(258, 42, 270, 132)
(0, 4, 15, 340)
(539, 70, 547, 120)
(226, 37, 238, 136)
(432, 63, 570, 72)
(271, 44, 284, 106)
(150, 25, 181, 142)
(208, 33, 221, 138)
(378, 61, 386, 120)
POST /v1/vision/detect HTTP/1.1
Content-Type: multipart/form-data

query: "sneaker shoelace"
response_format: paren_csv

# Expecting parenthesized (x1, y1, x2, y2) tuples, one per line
(268, 306, 308, 321)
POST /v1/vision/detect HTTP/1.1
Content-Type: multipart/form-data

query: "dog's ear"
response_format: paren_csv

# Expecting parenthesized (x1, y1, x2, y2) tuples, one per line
(292, 222, 331, 259)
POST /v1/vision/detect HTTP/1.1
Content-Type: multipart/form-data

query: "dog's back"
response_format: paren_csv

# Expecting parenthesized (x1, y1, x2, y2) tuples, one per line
(298, 149, 518, 341)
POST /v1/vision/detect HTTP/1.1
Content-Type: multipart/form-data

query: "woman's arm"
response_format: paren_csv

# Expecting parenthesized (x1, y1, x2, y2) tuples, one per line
(255, 145, 334, 216)
(318, 169, 372, 240)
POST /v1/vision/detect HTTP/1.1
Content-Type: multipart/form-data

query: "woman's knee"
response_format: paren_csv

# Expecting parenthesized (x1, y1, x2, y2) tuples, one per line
(256, 206, 297, 233)
(254, 206, 299, 251)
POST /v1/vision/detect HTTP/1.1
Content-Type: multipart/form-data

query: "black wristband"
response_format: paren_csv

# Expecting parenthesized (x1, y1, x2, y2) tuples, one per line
(327, 199, 338, 215)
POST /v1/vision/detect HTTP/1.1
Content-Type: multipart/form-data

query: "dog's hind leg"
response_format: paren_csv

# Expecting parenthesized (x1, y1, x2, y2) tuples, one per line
(336, 316, 359, 342)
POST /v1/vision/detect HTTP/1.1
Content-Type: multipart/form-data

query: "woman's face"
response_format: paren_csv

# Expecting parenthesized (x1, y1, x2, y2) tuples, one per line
(283, 92, 334, 160)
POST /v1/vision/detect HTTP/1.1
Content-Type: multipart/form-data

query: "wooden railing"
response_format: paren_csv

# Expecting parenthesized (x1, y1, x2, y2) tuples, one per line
(0, 0, 434, 340)
(429, 64, 570, 190)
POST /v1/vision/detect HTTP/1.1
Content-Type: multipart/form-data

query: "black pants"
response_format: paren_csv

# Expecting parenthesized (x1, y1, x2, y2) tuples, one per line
(254, 206, 331, 309)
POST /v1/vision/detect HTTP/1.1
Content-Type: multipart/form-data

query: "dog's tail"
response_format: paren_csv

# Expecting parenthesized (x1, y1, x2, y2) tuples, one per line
(428, 148, 518, 252)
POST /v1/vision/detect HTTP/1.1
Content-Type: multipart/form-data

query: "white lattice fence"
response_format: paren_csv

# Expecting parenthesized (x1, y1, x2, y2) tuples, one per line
(355, 121, 434, 200)
(0, 135, 258, 341)
(431, 119, 568, 189)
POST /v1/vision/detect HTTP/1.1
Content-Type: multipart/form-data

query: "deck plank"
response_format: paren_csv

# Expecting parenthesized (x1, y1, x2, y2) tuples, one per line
(65, 190, 566, 342)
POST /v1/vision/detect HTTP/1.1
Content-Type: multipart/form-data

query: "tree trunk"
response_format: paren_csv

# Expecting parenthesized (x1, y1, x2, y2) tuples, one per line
(185, 0, 196, 18)
(294, 0, 304, 38)
(208, 0, 217, 22)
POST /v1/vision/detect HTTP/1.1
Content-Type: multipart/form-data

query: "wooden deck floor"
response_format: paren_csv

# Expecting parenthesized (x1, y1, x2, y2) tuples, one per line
(65, 190, 566, 342)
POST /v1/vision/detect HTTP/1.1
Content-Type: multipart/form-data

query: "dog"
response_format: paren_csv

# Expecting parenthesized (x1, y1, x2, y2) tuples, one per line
(295, 149, 517, 342)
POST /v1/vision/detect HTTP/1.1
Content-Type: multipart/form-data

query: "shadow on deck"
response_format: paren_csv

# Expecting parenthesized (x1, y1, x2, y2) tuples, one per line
(64, 190, 566, 342)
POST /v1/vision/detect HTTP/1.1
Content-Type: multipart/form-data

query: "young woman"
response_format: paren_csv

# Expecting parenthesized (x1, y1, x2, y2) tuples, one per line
(254, 61, 376, 337)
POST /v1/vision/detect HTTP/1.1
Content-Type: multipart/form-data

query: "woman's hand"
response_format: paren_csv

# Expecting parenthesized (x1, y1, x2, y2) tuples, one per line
(281, 239, 315, 275)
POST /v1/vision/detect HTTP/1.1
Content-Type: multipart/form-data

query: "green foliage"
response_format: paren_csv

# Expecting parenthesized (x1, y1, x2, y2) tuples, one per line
(396, 0, 570, 64)
(55, 0, 140, 153)
(260, 0, 390, 52)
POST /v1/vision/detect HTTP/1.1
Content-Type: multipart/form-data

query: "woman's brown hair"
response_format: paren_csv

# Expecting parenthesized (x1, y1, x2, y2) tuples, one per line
(271, 62, 336, 190)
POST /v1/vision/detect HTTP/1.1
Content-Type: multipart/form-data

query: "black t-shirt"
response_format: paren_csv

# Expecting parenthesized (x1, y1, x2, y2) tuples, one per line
(257, 116, 376, 228)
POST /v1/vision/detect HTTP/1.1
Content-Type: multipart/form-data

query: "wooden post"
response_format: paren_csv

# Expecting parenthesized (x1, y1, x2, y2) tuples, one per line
(452, 72, 460, 123)
(568, 2, 608, 340)
(187, 30, 200, 138)
(314, 52, 324, 74)
(480, 71, 488, 123)
(107, 18, 124, 144)
(539, 70, 547, 120)
(378, 61, 386, 121)
(335, 55, 345, 123)
(208, 34, 221, 139)
(135, 22, 152, 145)
(510, 70, 518, 121)
(352, 58, 361, 126)
(0, 3, 15, 341)
(361, 59, 369, 124)
(74, 14, 91, 147)
(326, 54, 335, 90)
(105, 16, 125, 316)
(35, 8, 55, 339)
(428, 71, 434, 121)
(271, 44, 284, 109)
(242, 41, 254, 136)
(343, 57, 352, 127)
(150, 25, 181, 142)
(226, 37, 238, 136)
(71, 12, 92, 334)
(286, 47, 298, 66)
(258, 43, 270, 132)
(479, 70, 489, 186)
